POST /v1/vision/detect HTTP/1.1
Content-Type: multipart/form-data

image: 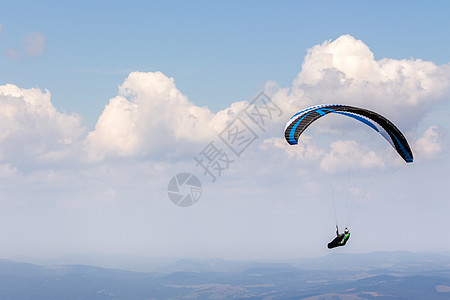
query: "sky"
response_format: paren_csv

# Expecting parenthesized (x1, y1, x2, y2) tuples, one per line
(1, 1, 450, 266)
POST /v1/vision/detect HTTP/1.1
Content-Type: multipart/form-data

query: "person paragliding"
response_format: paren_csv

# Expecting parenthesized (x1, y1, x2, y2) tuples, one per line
(284, 104, 414, 250)
(327, 226, 350, 249)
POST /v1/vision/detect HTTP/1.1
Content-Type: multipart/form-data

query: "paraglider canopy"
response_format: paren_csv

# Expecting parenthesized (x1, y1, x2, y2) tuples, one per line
(284, 104, 413, 163)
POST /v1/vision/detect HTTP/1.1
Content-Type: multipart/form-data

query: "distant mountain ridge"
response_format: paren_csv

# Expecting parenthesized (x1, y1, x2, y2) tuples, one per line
(1, 251, 450, 299)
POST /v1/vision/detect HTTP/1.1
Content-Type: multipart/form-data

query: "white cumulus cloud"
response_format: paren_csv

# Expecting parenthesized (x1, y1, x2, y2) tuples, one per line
(0, 84, 84, 167)
(272, 34, 450, 131)
(83, 71, 247, 161)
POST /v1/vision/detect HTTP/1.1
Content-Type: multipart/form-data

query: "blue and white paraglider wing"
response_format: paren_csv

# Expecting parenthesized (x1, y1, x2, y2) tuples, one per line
(284, 104, 413, 163)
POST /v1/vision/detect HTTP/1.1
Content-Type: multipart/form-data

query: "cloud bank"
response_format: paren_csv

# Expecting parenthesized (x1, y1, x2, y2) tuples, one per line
(1, 35, 450, 260)
(1, 34, 449, 169)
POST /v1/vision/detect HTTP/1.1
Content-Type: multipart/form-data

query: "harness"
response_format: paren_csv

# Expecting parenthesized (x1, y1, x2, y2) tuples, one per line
(339, 233, 350, 245)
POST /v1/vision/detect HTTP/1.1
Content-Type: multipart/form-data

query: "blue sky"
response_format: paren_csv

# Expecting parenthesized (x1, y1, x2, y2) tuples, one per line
(2, 1, 450, 125)
(1, 1, 450, 265)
